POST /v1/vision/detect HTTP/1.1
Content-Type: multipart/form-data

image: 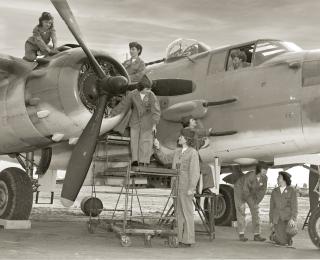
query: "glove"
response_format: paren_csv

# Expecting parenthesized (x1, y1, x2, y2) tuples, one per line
(153, 138, 160, 150)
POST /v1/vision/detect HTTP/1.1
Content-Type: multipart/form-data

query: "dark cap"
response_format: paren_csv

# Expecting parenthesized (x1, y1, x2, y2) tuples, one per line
(180, 128, 195, 140)
(137, 74, 153, 89)
(258, 161, 268, 170)
(40, 12, 53, 21)
(279, 171, 292, 186)
(181, 115, 193, 127)
(129, 41, 143, 55)
(279, 171, 291, 178)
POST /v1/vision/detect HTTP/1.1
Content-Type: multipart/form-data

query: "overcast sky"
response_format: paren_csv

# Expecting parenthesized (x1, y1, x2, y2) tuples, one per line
(1, 0, 320, 61)
(0, 0, 316, 186)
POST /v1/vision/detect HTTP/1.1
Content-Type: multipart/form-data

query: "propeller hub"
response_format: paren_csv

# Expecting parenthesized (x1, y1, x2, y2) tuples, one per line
(99, 75, 129, 94)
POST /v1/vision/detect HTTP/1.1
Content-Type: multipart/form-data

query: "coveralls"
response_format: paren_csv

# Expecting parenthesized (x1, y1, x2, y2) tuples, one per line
(185, 126, 215, 191)
(112, 56, 146, 134)
(122, 88, 160, 164)
(24, 25, 57, 61)
(155, 145, 200, 244)
(269, 186, 298, 245)
(123, 56, 146, 83)
(234, 171, 267, 235)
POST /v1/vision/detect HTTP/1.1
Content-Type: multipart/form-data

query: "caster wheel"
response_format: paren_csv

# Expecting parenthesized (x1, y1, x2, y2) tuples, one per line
(168, 236, 179, 248)
(120, 235, 132, 247)
(81, 196, 103, 217)
(144, 234, 152, 247)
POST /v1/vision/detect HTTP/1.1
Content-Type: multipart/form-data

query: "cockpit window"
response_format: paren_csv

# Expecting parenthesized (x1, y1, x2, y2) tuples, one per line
(166, 38, 210, 62)
(226, 44, 255, 71)
(254, 40, 302, 66)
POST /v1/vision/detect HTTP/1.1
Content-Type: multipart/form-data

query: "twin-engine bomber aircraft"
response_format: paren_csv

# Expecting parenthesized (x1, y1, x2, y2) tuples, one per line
(0, 0, 319, 249)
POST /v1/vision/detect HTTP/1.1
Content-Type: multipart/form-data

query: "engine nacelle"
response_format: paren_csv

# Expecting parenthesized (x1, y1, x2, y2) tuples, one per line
(0, 48, 127, 154)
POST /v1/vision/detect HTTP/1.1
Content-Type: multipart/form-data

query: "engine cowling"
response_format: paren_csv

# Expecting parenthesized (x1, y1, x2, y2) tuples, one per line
(0, 48, 128, 154)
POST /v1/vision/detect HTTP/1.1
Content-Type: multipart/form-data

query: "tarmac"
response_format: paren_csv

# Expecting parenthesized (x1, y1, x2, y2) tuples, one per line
(0, 185, 319, 259)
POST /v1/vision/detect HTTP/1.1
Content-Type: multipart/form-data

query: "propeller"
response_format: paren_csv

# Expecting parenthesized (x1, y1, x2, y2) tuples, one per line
(127, 78, 195, 96)
(51, 0, 128, 206)
(51, 0, 196, 206)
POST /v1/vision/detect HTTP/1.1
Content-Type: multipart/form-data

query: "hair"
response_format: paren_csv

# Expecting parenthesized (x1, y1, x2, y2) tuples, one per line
(38, 12, 54, 28)
(184, 136, 195, 148)
(137, 74, 152, 91)
(255, 161, 268, 174)
(279, 171, 292, 186)
(129, 42, 143, 56)
(180, 128, 196, 148)
(230, 49, 247, 62)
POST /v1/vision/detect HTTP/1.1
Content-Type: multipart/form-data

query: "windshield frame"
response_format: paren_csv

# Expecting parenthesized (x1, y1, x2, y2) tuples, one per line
(165, 38, 211, 62)
(253, 40, 302, 66)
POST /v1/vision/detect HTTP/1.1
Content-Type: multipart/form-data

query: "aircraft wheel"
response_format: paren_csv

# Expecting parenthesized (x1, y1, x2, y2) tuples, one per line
(0, 167, 33, 220)
(80, 196, 103, 217)
(35, 148, 52, 175)
(308, 206, 320, 249)
(214, 184, 236, 226)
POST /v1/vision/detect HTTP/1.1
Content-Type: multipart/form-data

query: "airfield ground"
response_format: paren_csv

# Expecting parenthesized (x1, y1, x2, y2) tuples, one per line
(0, 185, 319, 259)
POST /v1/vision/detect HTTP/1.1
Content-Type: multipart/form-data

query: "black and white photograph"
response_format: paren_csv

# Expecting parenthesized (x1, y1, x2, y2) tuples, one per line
(0, 0, 320, 259)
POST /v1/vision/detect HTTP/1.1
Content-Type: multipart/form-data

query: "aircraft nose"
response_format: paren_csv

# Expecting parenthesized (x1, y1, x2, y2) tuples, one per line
(302, 51, 320, 87)
(301, 50, 320, 123)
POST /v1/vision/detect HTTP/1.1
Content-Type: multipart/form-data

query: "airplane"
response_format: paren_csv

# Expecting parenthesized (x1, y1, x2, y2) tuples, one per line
(0, 0, 319, 249)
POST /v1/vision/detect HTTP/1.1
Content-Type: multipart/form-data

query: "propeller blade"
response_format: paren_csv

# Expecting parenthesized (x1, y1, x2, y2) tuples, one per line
(127, 78, 195, 96)
(61, 95, 107, 206)
(50, 0, 105, 79)
(152, 78, 195, 96)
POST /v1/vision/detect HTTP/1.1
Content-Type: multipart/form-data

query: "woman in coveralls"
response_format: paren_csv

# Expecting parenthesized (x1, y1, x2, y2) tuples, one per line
(181, 115, 214, 194)
(154, 128, 200, 247)
(122, 74, 160, 166)
(269, 171, 298, 246)
(23, 12, 58, 61)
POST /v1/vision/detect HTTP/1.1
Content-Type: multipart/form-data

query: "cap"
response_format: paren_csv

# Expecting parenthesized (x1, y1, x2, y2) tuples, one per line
(181, 115, 193, 127)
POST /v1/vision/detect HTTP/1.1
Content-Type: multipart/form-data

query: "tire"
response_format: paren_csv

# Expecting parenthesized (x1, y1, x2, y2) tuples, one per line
(0, 167, 33, 220)
(309, 165, 319, 211)
(214, 184, 236, 226)
(308, 206, 320, 249)
(80, 196, 103, 217)
(35, 148, 52, 175)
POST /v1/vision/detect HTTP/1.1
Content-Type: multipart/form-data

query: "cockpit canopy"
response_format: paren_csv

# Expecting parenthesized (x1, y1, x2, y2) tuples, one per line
(253, 40, 302, 66)
(225, 40, 303, 71)
(166, 38, 211, 62)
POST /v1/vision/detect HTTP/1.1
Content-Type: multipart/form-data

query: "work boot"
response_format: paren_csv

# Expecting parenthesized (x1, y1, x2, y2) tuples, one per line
(239, 234, 248, 242)
(131, 161, 138, 167)
(202, 188, 212, 195)
(179, 242, 191, 248)
(254, 234, 266, 242)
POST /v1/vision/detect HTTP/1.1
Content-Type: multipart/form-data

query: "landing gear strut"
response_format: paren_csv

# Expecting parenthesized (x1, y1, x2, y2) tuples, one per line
(13, 148, 52, 192)
(303, 164, 320, 249)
